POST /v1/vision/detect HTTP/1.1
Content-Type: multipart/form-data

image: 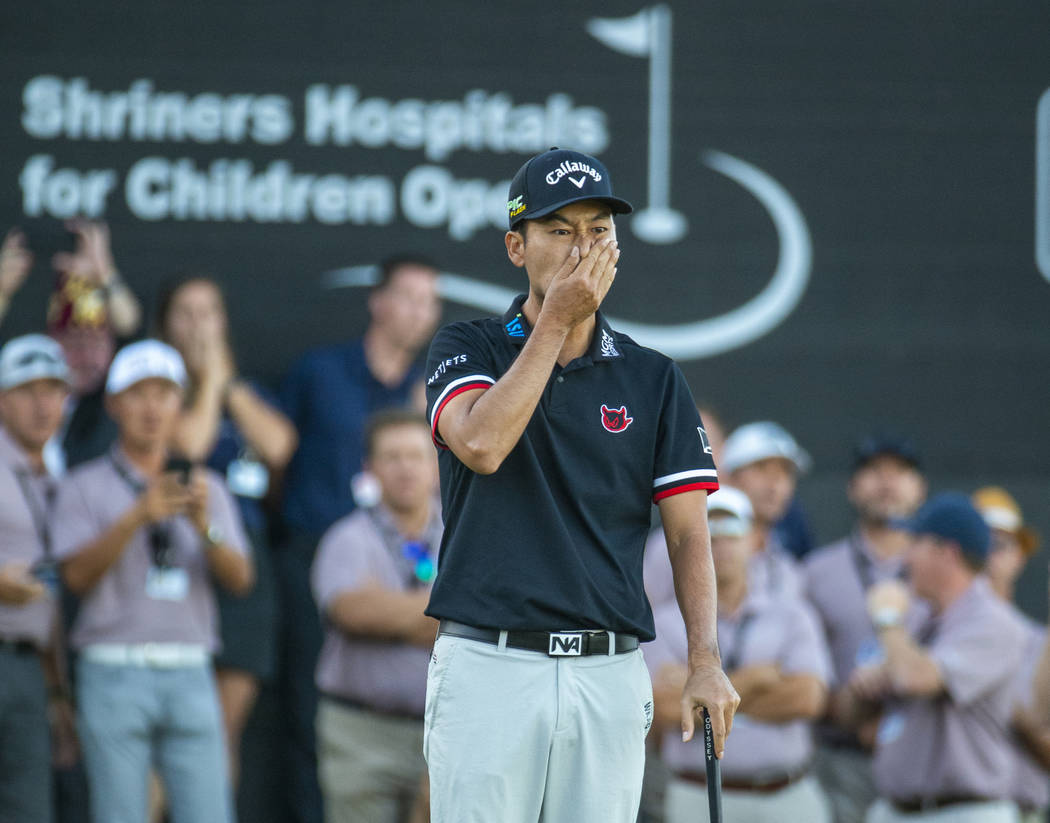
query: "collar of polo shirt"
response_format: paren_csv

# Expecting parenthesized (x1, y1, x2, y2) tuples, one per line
(500, 294, 623, 364)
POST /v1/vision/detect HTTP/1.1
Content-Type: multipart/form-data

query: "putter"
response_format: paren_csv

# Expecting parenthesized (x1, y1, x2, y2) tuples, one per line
(703, 708, 723, 823)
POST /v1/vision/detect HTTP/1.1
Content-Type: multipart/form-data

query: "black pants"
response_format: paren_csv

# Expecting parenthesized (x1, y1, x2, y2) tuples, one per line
(274, 532, 325, 823)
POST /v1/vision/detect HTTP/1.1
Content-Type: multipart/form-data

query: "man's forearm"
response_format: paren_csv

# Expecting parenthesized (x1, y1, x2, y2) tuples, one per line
(206, 542, 254, 595)
(61, 507, 143, 594)
(104, 277, 142, 336)
(879, 625, 943, 697)
(740, 675, 827, 722)
(1032, 635, 1050, 723)
(443, 312, 568, 474)
(329, 587, 438, 647)
(668, 528, 719, 668)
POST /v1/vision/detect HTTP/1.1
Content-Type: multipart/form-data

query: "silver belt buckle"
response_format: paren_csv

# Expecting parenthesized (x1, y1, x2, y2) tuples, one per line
(548, 631, 584, 656)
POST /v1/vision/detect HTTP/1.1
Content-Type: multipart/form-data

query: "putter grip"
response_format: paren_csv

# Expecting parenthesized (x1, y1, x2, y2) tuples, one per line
(702, 708, 723, 823)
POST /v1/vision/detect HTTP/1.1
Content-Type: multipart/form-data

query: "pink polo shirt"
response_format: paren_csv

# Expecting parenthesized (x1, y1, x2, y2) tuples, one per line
(872, 577, 1028, 802)
(645, 583, 831, 781)
(51, 448, 250, 651)
(0, 427, 56, 647)
(312, 502, 442, 716)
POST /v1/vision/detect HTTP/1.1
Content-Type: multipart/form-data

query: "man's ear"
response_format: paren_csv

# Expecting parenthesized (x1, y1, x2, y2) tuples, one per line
(505, 230, 526, 268)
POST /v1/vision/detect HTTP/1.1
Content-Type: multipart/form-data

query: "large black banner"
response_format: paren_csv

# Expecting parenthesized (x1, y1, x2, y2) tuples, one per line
(4, 1, 1049, 610)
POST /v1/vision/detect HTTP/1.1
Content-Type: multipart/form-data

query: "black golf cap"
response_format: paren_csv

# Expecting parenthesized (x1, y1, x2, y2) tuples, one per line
(852, 432, 923, 473)
(507, 147, 633, 230)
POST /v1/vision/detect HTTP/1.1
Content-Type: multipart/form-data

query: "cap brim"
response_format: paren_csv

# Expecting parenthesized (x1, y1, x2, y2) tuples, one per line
(1019, 527, 1041, 555)
(106, 374, 185, 395)
(0, 368, 71, 391)
(888, 516, 918, 533)
(517, 195, 634, 225)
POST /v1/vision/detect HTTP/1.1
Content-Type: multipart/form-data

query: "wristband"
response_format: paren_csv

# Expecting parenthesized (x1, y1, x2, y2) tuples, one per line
(872, 608, 903, 630)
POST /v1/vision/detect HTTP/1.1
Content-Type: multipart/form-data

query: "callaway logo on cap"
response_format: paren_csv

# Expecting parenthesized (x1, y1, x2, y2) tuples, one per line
(506, 147, 633, 229)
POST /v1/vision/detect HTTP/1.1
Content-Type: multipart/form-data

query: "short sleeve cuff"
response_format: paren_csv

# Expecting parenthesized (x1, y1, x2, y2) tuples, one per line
(429, 374, 496, 448)
(652, 469, 719, 502)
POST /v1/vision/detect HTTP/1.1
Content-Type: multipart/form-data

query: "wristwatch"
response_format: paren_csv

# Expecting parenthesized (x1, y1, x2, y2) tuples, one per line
(203, 523, 224, 550)
(872, 608, 903, 631)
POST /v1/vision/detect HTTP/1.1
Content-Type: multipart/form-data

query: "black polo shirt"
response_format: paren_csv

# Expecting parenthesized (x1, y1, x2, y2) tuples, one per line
(424, 295, 718, 640)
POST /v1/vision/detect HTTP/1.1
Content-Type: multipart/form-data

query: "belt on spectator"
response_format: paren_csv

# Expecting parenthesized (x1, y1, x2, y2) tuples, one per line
(676, 768, 809, 794)
(321, 693, 424, 722)
(438, 620, 639, 657)
(0, 638, 38, 655)
(81, 643, 210, 668)
(890, 796, 996, 814)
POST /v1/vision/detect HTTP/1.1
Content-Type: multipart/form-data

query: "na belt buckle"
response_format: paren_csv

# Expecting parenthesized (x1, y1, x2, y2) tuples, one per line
(547, 631, 585, 656)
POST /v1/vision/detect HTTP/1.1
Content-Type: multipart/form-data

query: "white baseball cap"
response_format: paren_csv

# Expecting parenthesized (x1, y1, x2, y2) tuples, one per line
(721, 421, 811, 475)
(707, 485, 754, 537)
(105, 340, 187, 395)
(0, 334, 71, 390)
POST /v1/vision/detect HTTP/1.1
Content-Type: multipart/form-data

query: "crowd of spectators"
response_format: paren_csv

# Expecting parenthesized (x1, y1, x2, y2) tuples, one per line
(0, 220, 1047, 823)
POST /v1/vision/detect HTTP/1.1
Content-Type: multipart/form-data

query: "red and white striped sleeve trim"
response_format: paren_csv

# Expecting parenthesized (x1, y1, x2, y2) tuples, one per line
(429, 374, 496, 448)
(652, 469, 720, 502)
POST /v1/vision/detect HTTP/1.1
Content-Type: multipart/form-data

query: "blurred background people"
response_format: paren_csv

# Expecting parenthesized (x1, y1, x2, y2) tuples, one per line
(156, 274, 296, 792)
(0, 228, 35, 329)
(52, 340, 254, 823)
(722, 421, 811, 601)
(843, 493, 1026, 823)
(805, 433, 927, 823)
(0, 334, 75, 823)
(973, 487, 1049, 823)
(277, 254, 440, 823)
(43, 220, 144, 473)
(646, 486, 832, 823)
(311, 410, 440, 823)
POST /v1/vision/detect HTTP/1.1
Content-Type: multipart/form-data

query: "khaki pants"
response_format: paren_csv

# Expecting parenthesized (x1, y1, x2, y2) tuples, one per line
(316, 698, 426, 823)
(866, 798, 1020, 823)
(424, 633, 652, 823)
(665, 773, 831, 823)
(813, 743, 877, 823)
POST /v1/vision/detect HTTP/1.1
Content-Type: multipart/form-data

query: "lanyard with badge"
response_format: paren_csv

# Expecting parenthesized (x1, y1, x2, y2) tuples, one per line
(14, 468, 59, 592)
(850, 532, 907, 667)
(365, 507, 436, 588)
(225, 441, 269, 500)
(108, 454, 190, 602)
(848, 531, 906, 592)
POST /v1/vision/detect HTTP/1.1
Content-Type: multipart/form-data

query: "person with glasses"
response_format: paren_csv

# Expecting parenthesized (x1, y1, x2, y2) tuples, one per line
(51, 339, 253, 823)
(310, 409, 441, 823)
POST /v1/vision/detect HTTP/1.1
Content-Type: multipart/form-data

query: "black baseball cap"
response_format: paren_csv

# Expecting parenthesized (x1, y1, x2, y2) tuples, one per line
(894, 492, 991, 562)
(852, 432, 923, 474)
(507, 147, 633, 230)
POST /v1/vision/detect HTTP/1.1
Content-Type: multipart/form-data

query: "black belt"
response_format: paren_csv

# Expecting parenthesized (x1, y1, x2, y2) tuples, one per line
(891, 796, 996, 814)
(0, 638, 38, 655)
(677, 768, 809, 794)
(438, 620, 639, 657)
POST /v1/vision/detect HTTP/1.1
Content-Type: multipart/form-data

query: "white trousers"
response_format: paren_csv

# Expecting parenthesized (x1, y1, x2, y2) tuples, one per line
(424, 633, 653, 823)
(665, 773, 831, 823)
(866, 798, 1020, 823)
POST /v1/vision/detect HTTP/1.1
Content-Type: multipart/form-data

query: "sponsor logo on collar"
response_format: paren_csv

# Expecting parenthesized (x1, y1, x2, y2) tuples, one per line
(505, 314, 526, 338)
(545, 161, 602, 187)
(599, 328, 619, 358)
